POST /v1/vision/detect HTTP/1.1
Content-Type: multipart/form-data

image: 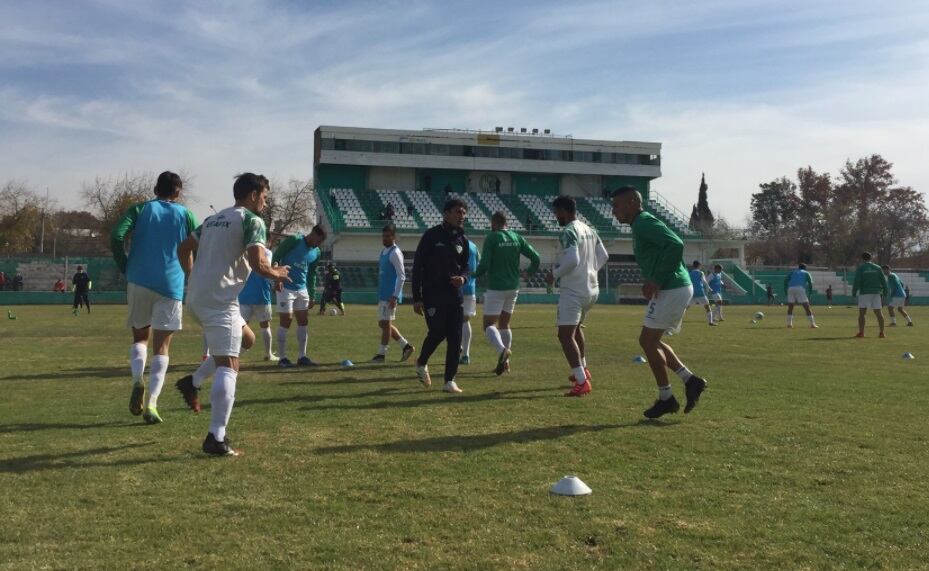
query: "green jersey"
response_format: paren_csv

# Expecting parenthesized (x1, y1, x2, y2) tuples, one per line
(852, 262, 887, 296)
(630, 211, 691, 290)
(473, 229, 540, 291)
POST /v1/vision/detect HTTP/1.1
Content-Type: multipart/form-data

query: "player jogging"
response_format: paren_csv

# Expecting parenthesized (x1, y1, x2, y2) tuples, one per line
(371, 223, 415, 363)
(707, 264, 725, 322)
(784, 263, 818, 328)
(110, 171, 197, 424)
(238, 244, 277, 360)
(459, 239, 480, 365)
(545, 196, 608, 397)
(175, 173, 290, 456)
(273, 226, 326, 367)
(611, 186, 708, 418)
(688, 261, 716, 326)
(318, 263, 345, 315)
(473, 211, 540, 375)
(882, 265, 913, 327)
(852, 252, 888, 338)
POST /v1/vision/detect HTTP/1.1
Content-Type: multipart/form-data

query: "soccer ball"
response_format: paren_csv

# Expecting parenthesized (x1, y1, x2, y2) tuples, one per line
(754, 311, 765, 320)
(328, 308, 339, 316)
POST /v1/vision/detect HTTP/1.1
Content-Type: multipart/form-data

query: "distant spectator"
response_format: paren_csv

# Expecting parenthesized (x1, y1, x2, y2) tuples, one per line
(905, 285, 911, 306)
(384, 203, 395, 221)
(54, 278, 65, 293)
(406, 205, 414, 217)
(443, 183, 452, 196)
(766, 283, 774, 305)
(71, 266, 91, 314)
(495, 178, 501, 193)
(0, 271, 6, 290)
(826, 284, 833, 305)
(525, 216, 534, 232)
(13, 274, 23, 291)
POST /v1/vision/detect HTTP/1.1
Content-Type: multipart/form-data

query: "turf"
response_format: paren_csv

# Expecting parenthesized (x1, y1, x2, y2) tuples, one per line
(1, 304, 927, 570)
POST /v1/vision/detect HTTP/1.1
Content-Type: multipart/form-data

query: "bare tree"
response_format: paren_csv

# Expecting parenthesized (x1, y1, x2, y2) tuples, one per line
(0, 180, 52, 254)
(262, 178, 316, 240)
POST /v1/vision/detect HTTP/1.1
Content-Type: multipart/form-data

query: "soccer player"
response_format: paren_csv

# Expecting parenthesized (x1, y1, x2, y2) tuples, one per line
(411, 198, 470, 394)
(544, 196, 608, 397)
(459, 238, 480, 365)
(371, 223, 415, 363)
(883, 265, 913, 327)
(175, 173, 290, 456)
(318, 263, 345, 315)
(688, 261, 716, 326)
(71, 265, 92, 315)
(826, 284, 833, 307)
(783, 263, 818, 328)
(238, 243, 277, 360)
(111, 171, 197, 424)
(611, 186, 708, 418)
(273, 226, 326, 367)
(852, 252, 888, 338)
(473, 211, 540, 375)
(708, 264, 725, 322)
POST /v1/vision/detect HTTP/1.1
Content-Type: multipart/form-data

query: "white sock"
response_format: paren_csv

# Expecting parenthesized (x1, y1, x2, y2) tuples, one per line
(676, 366, 693, 383)
(500, 328, 512, 350)
(209, 366, 237, 441)
(807, 314, 816, 325)
(461, 321, 472, 356)
(572, 366, 587, 384)
(201, 335, 210, 356)
(129, 342, 147, 385)
(485, 325, 505, 353)
(192, 357, 217, 389)
(787, 315, 794, 326)
(580, 355, 586, 368)
(706, 311, 713, 324)
(261, 327, 273, 357)
(277, 326, 288, 359)
(906, 315, 913, 324)
(378, 344, 389, 355)
(395, 335, 409, 347)
(146, 355, 169, 408)
(659, 385, 674, 401)
(297, 325, 308, 358)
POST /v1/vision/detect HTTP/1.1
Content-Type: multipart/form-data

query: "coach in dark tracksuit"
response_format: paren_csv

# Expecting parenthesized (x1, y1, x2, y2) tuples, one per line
(412, 198, 470, 393)
(72, 265, 91, 313)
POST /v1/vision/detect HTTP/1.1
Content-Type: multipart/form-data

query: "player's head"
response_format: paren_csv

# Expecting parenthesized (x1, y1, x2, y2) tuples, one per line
(692, 260, 701, 269)
(881, 264, 890, 275)
(798, 263, 806, 270)
(491, 211, 507, 231)
(443, 198, 467, 229)
(154, 171, 183, 200)
(382, 223, 396, 247)
(77, 265, 83, 271)
(714, 264, 722, 273)
(610, 185, 642, 224)
(305, 225, 326, 247)
(861, 251, 872, 261)
(551, 195, 576, 226)
(233, 172, 270, 213)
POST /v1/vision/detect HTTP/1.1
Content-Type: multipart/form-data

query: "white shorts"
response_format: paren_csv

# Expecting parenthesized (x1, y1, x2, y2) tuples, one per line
(858, 293, 882, 310)
(462, 295, 477, 317)
(483, 289, 519, 316)
(710, 292, 723, 302)
(126, 283, 182, 330)
(277, 288, 310, 313)
(889, 297, 906, 308)
(377, 300, 397, 321)
(240, 303, 272, 323)
(201, 325, 243, 358)
(557, 290, 599, 326)
(644, 285, 693, 334)
(787, 286, 809, 304)
(690, 295, 709, 306)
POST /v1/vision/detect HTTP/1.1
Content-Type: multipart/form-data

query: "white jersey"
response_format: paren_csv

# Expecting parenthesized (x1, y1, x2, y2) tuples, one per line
(187, 205, 267, 326)
(554, 219, 609, 297)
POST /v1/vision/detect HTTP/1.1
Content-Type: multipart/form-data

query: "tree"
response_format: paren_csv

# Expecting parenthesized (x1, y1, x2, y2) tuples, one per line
(262, 178, 316, 240)
(0, 180, 48, 254)
(872, 186, 929, 262)
(81, 174, 157, 242)
(688, 173, 715, 232)
(796, 167, 831, 263)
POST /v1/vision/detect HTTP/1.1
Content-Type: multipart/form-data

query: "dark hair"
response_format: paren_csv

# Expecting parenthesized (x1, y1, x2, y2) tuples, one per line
(714, 264, 722, 270)
(881, 264, 890, 270)
(693, 260, 701, 268)
(233, 173, 268, 200)
(611, 185, 638, 198)
(310, 225, 326, 240)
(443, 198, 466, 213)
(382, 223, 396, 234)
(798, 263, 806, 270)
(491, 211, 506, 227)
(862, 251, 872, 260)
(551, 195, 576, 214)
(154, 171, 183, 198)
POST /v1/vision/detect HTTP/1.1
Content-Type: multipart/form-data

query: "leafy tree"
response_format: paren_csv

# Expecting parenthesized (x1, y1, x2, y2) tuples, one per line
(688, 173, 715, 232)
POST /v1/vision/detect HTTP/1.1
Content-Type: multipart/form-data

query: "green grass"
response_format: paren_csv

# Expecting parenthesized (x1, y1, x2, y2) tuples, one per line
(1, 303, 927, 570)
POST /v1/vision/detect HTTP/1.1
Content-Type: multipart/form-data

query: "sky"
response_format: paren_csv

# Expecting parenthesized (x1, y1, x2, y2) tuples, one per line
(1, 0, 928, 225)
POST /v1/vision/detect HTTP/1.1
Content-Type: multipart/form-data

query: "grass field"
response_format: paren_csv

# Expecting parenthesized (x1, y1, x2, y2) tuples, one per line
(1, 303, 928, 570)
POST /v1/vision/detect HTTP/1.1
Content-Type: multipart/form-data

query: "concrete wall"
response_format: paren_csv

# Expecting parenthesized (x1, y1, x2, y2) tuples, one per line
(368, 166, 415, 190)
(560, 174, 602, 197)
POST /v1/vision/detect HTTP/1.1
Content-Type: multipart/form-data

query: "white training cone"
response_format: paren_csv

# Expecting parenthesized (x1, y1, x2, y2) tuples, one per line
(902, 353, 915, 360)
(632, 355, 647, 364)
(341, 359, 354, 368)
(550, 475, 592, 496)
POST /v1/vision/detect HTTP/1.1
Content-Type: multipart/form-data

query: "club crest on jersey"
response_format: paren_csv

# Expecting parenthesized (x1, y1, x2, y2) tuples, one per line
(427, 307, 436, 317)
(455, 245, 463, 254)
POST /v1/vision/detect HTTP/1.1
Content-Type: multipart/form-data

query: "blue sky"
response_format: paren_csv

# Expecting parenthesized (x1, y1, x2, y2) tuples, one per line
(1, 0, 927, 224)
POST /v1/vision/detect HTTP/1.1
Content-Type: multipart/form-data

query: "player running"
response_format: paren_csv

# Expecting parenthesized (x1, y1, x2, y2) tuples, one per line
(175, 173, 290, 456)
(371, 223, 415, 363)
(473, 211, 540, 375)
(238, 244, 277, 360)
(882, 265, 913, 327)
(611, 186, 708, 418)
(110, 171, 197, 424)
(545, 196, 608, 397)
(707, 264, 726, 322)
(273, 226, 326, 367)
(852, 252, 888, 338)
(688, 261, 716, 326)
(318, 263, 345, 316)
(784, 263, 818, 328)
(459, 239, 480, 365)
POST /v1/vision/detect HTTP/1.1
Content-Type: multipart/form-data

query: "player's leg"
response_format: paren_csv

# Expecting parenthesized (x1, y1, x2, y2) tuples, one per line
(293, 289, 314, 365)
(373, 319, 391, 362)
(857, 307, 867, 336)
(203, 326, 241, 456)
(887, 304, 897, 325)
(715, 294, 724, 320)
(639, 326, 678, 415)
(874, 308, 885, 336)
(898, 304, 913, 325)
(656, 339, 707, 413)
(497, 310, 514, 372)
(129, 326, 150, 416)
(703, 302, 715, 325)
(416, 301, 445, 387)
(276, 291, 294, 366)
(83, 292, 91, 313)
(391, 323, 414, 360)
(786, 301, 796, 328)
(336, 291, 345, 314)
(460, 314, 472, 363)
(801, 302, 818, 328)
(259, 313, 275, 360)
(443, 305, 464, 393)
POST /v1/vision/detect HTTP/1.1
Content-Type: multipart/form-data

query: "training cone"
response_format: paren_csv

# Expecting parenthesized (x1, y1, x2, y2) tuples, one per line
(550, 475, 592, 496)
(632, 355, 647, 364)
(902, 353, 915, 360)
(341, 359, 354, 368)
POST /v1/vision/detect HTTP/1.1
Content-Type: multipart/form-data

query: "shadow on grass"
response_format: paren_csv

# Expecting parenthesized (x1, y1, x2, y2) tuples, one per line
(0, 442, 176, 474)
(277, 370, 494, 386)
(804, 336, 856, 341)
(314, 422, 637, 455)
(300, 387, 554, 413)
(0, 420, 139, 434)
(234, 386, 418, 409)
(0, 366, 129, 382)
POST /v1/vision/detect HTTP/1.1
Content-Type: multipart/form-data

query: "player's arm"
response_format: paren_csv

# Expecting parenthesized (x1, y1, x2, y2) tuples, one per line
(806, 272, 814, 295)
(473, 235, 493, 278)
(852, 266, 861, 296)
(307, 258, 320, 301)
(521, 237, 541, 276)
(411, 232, 429, 305)
(594, 237, 609, 271)
(177, 231, 200, 277)
(247, 245, 289, 282)
(389, 249, 405, 304)
(109, 203, 143, 274)
(879, 270, 888, 297)
(783, 274, 790, 295)
(450, 239, 469, 288)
